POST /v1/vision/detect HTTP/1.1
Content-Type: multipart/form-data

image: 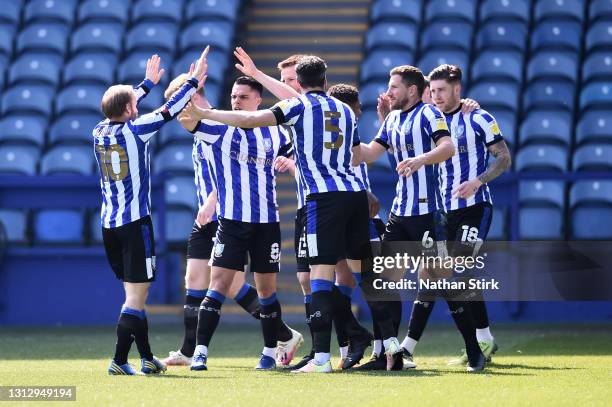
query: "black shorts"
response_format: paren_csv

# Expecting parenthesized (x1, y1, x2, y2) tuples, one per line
(305, 190, 370, 265)
(103, 216, 156, 283)
(445, 202, 493, 257)
(383, 211, 445, 257)
(187, 221, 218, 260)
(294, 206, 309, 273)
(211, 217, 281, 273)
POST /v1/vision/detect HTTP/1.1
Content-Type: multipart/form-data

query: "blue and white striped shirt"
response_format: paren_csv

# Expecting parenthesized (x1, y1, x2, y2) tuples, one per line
(192, 138, 217, 221)
(94, 77, 198, 228)
(439, 106, 504, 211)
(271, 91, 365, 197)
(375, 102, 450, 217)
(191, 121, 291, 223)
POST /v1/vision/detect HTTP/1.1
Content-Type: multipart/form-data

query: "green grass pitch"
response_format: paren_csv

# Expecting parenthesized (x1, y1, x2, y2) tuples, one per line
(1, 323, 611, 406)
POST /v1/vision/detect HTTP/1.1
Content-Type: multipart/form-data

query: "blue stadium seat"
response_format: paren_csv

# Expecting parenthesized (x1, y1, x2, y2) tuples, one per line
(16, 23, 69, 56)
(1, 84, 54, 117)
(527, 51, 578, 83)
(487, 207, 506, 240)
(358, 109, 382, 144)
(117, 50, 172, 84)
(515, 145, 568, 172)
(173, 49, 229, 84)
(486, 108, 516, 147)
(126, 22, 178, 54)
(89, 210, 103, 243)
(471, 50, 522, 83)
(576, 110, 612, 145)
(41, 146, 94, 175)
(34, 210, 84, 244)
(0, 145, 39, 175)
(361, 50, 413, 82)
(570, 181, 612, 239)
(531, 21, 582, 52)
(582, 52, 612, 84)
(179, 21, 234, 53)
(0, 1, 21, 27)
(186, 0, 240, 22)
(370, 0, 422, 24)
(519, 180, 565, 240)
(63, 53, 116, 85)
(523, 80, 575, 112)
(0, 24, 14, 57)
(360, 81, 388, 110)
(0, 209, 28, 244)
(0, 115, 47, 147)
(468, 82, 519, 112)
(365, 22, 417, 52)
(55, 85, 106, 116)
(425, 0, 476, 23)
(136, 85, 165, 114)
(580, 82, 612, 111)
(8, 53, 61, 86)
(132, 0, 183, 24)
(49, 113, 101, 145)
(166, 176, 198, 210)
(202, 81, 221, 108)
(70, 22, 124, 55)
(479, 0, 530, 24)
(24, 0, 76, 26)
(573, 144, 612, 171)
(476, 21, 528, 51)
(78, 0, 129, 24)
(155, 144, 193, 174)
(589, 0, 612, 23)
(421, 21, 472, 51)
(586, 21, 612, 53)
(534, 0, 584, 23)
(159, 119, 192, 146)
(418, 50, 469, 80)
(519, 111, 572, 146)
(154, 208, 195, 243)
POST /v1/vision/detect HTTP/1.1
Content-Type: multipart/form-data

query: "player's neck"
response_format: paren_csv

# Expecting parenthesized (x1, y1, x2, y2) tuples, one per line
(302, 86, 325, 94)
(400, 97, 422, 113)
(445, 101, 462, 115)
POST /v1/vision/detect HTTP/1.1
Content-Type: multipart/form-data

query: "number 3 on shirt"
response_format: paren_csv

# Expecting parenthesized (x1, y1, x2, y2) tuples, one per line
(324, 111, 344, 150)
(95, 144, 129, 182)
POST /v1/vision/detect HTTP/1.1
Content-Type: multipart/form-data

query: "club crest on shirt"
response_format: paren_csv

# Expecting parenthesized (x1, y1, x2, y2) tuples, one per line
(263, 137, 273, 153)
(452, 123, 465, 139)
(214, 243, 225, 258)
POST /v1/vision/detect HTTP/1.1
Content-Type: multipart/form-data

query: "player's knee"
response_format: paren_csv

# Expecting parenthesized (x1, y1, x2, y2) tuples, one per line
(297, 272, 311, 295)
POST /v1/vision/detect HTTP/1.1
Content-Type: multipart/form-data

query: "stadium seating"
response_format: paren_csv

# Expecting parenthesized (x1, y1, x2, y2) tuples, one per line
(40, 146, 95, 175)
(570, 181, 612, 239)
(78, 0, 130, 25)
(158, 119, 193, 146)
(0, 145, 39, 175)
(487, 109, 516, 147)
(572, 144, 612, 171)
(155, 208, 195, 243)
(575, 110, 612, 145)
(471, 50, 523, 84)
(0, 115, 48, 147)
(125, 22, 178, 54)
(425, 0, 477, 24)
(468, 82, 519, 112)
(418, 50, 469, 80)
(137, 85, 165, 114)
(360, 81, 388, 110)
(523, 80, 575, 113)
(154, 144, 194, 175)
(519, 111, 572, 147)
(63, 53, 116, 85)
(132, 0, 184, 24)
(582, 52, 612, 84)
(370, 0, 422, 25)
(8, 53, 62, 87)
(16, 22, 69, 56)
(34, 209, 84, 244)
(24, 0, 76, 26)
(421, 21, 473, 52)
(1, 84, 54, 117)
(361, 50, 413, 82)
(49, 113, 101, 146)
(515, 145, 568, 172)
(0, 209, 28, 244)
(585, 21, 612, 53)
(117, 50, 172, 84)
(166, 176, 198, 210)
(487, 207, 507, 240)
(0, 1, 21, 27)
(185, 0, 241, 23)
(179, 21, 235, 53)
(527, 51, 578, 84)
(476, 21, 528, 52)
(55, 85, 106, 116)
(530, 21, 582, 53)
(589, 0, 612, 23)
(479, 0, 530, 24)
(580, 82, 612, 111)
(365, 22, 417, 52)
(534, 0, 584, 23)
(358, 109, 382, 143)
(70, 22, 124, 55)
(519, 180, 565, 240)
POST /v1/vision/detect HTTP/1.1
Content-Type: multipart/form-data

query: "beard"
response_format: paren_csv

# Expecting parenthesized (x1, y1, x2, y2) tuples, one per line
(391, 95, 410, 110)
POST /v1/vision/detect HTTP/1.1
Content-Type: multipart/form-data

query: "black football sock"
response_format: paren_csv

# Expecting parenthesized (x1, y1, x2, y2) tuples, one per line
(234, 283, 261, 320)
(447, 300, 481, 360)
(259, 293, 281, 349)
(195, 290, 225, 347)
(180, 289, 206, 357)
(114, 310, 137, 365)
(310, 280, 334, 355)
(331, 285, 350, 347)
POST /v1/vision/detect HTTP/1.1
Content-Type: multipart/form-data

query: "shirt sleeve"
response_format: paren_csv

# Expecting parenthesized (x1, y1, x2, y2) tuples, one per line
(133, 78, 155, 105)
(270, 97, 304, 126)
(472, 109, 505, 147)
(128, 77, 198, 143)
(422, 105, 451, 143)
(190, 119, 228, 145)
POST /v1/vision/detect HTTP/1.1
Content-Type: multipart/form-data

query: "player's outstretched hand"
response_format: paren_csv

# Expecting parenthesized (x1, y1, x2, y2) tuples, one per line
(274, 156, 294, 173)
(452, 179, 482, 199)
(145, 54, 165, 84)
(377, 93, 391, 122)
(234, 47, 258, 77)
(461, 98, 480, 113)
(189, 46, 210, 88)
(178, 102, 199, 131)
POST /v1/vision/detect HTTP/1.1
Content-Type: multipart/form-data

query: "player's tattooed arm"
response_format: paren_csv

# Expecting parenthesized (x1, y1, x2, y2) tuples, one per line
(234, 47, 300, 100)
(478, 140, 511, 184)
